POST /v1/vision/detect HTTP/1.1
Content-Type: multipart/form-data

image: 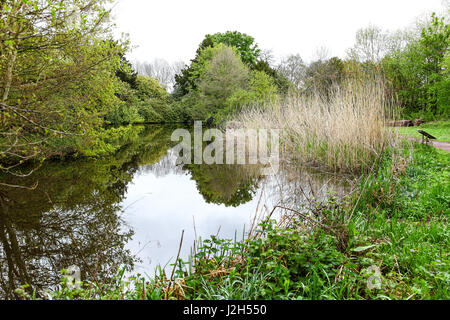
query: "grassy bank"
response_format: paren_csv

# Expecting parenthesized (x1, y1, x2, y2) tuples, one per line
(18, 141, 449, 300)
(395, 120, 450, 142)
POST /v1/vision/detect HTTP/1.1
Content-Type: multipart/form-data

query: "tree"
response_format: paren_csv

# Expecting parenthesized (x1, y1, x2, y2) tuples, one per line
(436, 52, 450, 115)
(134, 58, 185, 91)
(277, 54, 306, 89)
(385, 29, 416, 54)
(224, 70, 279, 117)
(207, 31, 261, 67)
(107, 74, 173, 125)
(347, 25, 390, 63)
(116, 50, 138, 89)
(303, 57, 345, 98)
(173, 31, 261, 97)
(197, 45, 249, 114)
(0, 0, 125, 184)
(252, 59, 288, 94)
(259, 49, 275, 66)
(313, 45, 332, 62)
(383, 13, 450, 117)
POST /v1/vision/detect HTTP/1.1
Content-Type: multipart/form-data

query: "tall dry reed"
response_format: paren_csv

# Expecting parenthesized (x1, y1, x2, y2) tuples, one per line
(235, 79, 397, 173)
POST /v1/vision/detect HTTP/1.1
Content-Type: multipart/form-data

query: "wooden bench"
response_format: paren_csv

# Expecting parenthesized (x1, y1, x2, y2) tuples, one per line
(417, 129, 437, 144)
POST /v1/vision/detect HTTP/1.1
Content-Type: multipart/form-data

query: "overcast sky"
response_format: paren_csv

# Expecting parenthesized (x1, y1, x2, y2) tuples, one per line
(111, 0, 447, 65)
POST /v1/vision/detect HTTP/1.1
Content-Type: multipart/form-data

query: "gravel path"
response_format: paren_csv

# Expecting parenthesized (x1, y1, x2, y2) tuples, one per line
(406, 137, 450, 152)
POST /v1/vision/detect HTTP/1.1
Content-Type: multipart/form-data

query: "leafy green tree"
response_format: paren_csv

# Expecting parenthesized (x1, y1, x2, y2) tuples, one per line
(254, 59, 290, 94)
(224, 70, 279, 118)
(107, 75, 173, 124)
(419, 13, 450, 116)
(106, 81, 144, 125)
(172, 31, 290, 121)
(173, 31, 260, 97)
(115, 47, 138, 89)
(436, 52, 450, 116)
(197, 45, 249, 116)
(207, 31, 261, 67)
(383, 13, 449, 117)
(0, 0, 126, 182)
(135, 76, 175, 122)
(247, 70, 279, 100)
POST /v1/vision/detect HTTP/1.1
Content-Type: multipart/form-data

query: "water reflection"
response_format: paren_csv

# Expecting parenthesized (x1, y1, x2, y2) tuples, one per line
(0, 125, 176, 298)
(0, 124, 353, 298)
(0, 158, 136, 299)
(184, 163, 262, 207)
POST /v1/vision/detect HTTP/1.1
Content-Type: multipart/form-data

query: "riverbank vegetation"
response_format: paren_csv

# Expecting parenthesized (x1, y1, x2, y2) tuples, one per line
(1, 0, 449, 301)
(0, 1, 130, 174)
(1, 1, 448, 171)
(235, 78, 395, 173)
(18, 141, 448, 300)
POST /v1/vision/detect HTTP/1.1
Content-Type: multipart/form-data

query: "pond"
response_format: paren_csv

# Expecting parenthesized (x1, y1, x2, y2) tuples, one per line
(0, 124, 354, 298)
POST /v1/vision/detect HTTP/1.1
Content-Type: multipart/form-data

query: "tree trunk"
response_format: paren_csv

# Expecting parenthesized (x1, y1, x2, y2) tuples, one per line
(1, 49, 17, 125)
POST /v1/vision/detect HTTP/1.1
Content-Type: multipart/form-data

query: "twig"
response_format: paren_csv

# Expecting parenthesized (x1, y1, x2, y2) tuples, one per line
(250, 177, 266, 237)
(273, 205, 334, 232)
(166, 229, 184, 299)
(215, 226, 221, 238)
(0, 181, 38, 190)
(192, 216, 197, 260)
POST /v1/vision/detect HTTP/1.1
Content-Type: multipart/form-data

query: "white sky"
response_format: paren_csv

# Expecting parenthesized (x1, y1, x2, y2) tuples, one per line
(111, 0, 447, 65)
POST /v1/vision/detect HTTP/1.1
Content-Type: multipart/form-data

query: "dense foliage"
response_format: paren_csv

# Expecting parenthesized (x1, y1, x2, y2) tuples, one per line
(1, 2, 448, 178)
(0, 0, 124, 167)
(275, 12, 449, 119)
(1, 3, 449, 301)
(33, 143, 449, 300)
(172, 31, 286, 122)
(107, 71, 174, 125)
(383, 13, 450, 119)
(0, 0, 176, 182)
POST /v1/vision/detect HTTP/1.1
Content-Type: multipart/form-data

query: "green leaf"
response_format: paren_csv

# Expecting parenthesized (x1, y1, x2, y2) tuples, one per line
(351, 244, 377, 252)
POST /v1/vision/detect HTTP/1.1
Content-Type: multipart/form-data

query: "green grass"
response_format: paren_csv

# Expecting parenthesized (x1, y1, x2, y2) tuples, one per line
(185, 143, 449, 300)
(394, 120, 450, 142)
(18, 142, 450, 300)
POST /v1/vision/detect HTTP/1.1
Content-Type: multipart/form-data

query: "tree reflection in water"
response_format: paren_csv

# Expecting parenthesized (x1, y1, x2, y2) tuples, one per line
(0, 125, 178, 299)
(0, 124, 352, 299)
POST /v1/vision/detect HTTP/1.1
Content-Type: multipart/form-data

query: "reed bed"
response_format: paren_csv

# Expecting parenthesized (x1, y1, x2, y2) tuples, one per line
(235, 79, 397, 173)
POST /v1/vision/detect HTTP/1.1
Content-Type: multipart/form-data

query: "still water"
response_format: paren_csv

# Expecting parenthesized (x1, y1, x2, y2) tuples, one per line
(0, 125, 353, 298)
